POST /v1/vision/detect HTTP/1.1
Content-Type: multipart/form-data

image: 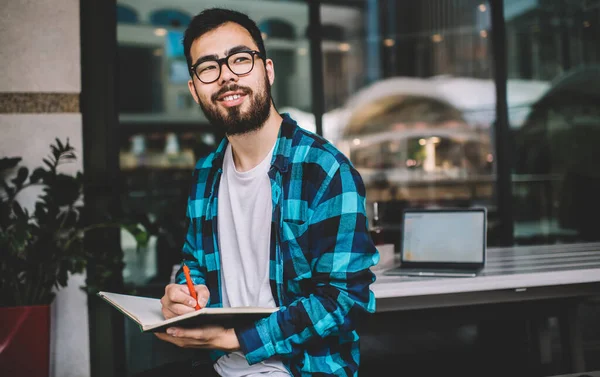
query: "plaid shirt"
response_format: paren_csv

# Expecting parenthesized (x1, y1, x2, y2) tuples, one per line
(175, 114, 379, 376)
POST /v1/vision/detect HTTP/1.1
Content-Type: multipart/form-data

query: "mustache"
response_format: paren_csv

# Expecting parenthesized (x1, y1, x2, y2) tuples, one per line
(212, 85, 252, 102)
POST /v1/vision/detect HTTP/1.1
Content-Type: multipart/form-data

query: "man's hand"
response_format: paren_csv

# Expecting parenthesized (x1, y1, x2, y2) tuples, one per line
(160, 283, 209, 320)
(155, 326, 241, 351)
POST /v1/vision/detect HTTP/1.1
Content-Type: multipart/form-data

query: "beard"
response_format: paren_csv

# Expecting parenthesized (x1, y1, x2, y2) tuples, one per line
(196, 76, 272, 136)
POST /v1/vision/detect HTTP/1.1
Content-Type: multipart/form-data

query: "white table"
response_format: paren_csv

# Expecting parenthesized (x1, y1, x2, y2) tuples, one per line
(367, 243, 600, 373)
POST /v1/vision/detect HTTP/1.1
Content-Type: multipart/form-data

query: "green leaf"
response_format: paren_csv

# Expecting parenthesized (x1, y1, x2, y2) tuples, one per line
(48, 174, 81, 207)
(12, 201, 26, 219)
(11, 167, 29, 188)
(57, 270, 68, 288)
(73, 259, 87, 273)
(122, 223, 149, 248)
(42, 158, 54, 171)
(135, 231, 149, 246)
(48, 138, 77, 167)
(60, 152, 76, 162)
(12, 221, 32, 252)
(1, 180, 14, 199)
(0, 137, 155, 305)
(51, 148, 61, 164)
(57, 209, 79, 229)
(0, 157, 22, 172)
(30, 168, 46, 184)
(35, 202, 47, 217)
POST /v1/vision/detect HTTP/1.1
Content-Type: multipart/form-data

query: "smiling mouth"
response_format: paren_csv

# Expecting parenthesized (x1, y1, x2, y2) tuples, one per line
(221, 94, 242, 102)
(213, 85, 252, 102)
(216, 92, 248, 109)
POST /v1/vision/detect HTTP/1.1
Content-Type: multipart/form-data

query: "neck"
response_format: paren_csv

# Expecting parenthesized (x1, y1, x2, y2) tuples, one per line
(227, 106, 282, 172)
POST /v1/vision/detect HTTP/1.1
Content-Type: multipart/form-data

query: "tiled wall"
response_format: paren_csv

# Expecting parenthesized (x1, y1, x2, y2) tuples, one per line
(0, 1, 88, 377)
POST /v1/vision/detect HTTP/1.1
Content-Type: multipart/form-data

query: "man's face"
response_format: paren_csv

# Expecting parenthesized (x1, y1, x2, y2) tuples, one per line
(187, 22, 274, 136)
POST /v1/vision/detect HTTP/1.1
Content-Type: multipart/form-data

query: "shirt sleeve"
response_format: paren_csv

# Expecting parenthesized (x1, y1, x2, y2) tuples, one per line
(235, 162, 380, 364)
(174, 201, 206, 286)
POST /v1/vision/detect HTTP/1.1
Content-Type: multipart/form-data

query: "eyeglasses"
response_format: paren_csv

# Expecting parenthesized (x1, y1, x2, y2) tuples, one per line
(190, 50, 264, 84)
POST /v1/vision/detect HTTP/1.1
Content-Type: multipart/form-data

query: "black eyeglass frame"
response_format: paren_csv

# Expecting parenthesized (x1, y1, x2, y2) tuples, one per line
(190, 50, 264, 84)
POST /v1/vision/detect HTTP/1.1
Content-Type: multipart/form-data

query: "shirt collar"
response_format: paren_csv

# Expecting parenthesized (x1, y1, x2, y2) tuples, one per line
(210, 113, 297, 173)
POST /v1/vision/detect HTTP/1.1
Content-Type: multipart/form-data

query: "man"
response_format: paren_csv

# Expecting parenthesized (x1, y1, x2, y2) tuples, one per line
(156, 8, 379, 377)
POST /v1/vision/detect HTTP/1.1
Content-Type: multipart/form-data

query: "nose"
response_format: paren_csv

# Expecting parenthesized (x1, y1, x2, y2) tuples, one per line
(218, 62, 239, 85)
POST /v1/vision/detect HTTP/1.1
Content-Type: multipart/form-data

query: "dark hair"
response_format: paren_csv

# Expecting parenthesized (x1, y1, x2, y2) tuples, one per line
(183, 8, 266, 74)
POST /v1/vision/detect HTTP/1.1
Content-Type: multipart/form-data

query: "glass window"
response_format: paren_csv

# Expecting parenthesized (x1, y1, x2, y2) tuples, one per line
(319, 0, 498, 248)
(505, 0, 600, 244)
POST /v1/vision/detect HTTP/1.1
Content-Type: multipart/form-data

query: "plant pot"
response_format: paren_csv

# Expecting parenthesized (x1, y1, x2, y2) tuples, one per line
(0, 305, 50, 377)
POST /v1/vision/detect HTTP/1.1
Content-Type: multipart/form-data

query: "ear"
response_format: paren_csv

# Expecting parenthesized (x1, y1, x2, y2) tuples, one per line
(265, 59, 275, 86)
(187, 79, 201, 104)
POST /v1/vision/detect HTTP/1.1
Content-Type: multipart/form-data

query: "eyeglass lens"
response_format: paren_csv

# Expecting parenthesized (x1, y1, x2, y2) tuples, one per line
(195, 52, 254, 83)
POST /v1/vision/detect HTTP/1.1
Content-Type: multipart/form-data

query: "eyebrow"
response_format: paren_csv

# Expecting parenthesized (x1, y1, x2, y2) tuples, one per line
(192, 45, 255, 66)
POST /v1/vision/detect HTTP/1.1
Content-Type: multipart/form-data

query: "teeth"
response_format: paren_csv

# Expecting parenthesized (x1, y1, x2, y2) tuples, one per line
(223, 94, 241, 101)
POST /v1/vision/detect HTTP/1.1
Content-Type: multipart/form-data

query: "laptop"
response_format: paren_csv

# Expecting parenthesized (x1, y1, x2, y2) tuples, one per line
(384, 207, 487, 278)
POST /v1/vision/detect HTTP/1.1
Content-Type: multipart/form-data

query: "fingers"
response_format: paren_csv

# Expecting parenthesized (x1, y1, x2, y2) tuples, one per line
(165, 326, 221, 342)
(162, 302, 195, 318)
(154, 332, 189, 348)
(154, 332, 171, 343)
(167, 326, 206, 339)
(165, 283, 198, 306)
(161, 304, 177, 320)
(161, 283, 202, 319)
(154, 328, 210, 349)
(195, 284, 210, 308)
(155, 326, 239, 351)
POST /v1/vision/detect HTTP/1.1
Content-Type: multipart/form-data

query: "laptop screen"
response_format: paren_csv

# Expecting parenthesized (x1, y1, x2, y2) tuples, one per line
(401, 209, 486, 264)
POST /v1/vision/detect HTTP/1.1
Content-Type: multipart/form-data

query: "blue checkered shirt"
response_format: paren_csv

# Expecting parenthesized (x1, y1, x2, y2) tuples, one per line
(175, 113, 379, 376)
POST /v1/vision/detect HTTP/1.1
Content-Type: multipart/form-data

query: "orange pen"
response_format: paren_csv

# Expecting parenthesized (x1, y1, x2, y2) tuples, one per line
(182, 263, 201, 310)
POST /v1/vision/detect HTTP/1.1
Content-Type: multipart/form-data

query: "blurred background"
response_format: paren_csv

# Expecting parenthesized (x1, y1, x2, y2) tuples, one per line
(113, 0, 599, 284)
(107, 1, 600, 374)
(2, 0, 599, 376)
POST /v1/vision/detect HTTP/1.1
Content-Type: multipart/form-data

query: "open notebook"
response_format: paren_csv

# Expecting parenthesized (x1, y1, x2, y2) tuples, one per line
(98, 291, 279, 333)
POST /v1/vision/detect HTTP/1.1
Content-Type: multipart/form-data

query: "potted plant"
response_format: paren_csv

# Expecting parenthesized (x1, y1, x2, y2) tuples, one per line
(0, 138, 148, 376)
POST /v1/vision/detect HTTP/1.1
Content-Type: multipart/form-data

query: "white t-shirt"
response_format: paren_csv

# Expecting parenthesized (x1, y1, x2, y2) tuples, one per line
(214, 143, 290, 377)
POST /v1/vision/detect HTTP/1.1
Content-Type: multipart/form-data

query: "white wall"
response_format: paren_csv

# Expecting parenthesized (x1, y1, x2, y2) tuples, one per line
(0, 1, 89, 377)
(0, 0, 81, 92)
